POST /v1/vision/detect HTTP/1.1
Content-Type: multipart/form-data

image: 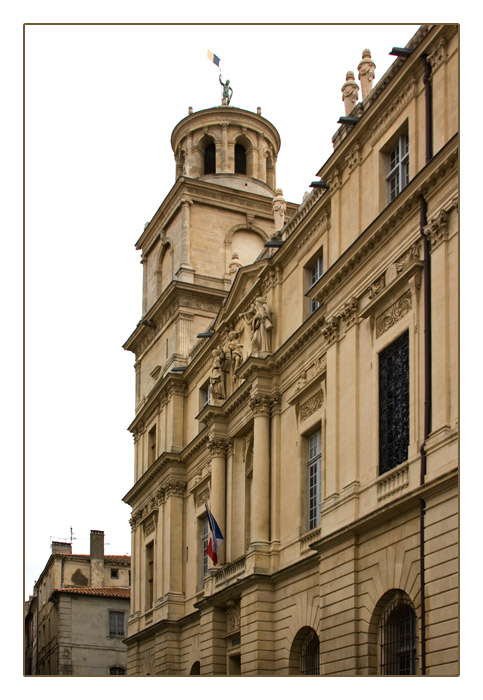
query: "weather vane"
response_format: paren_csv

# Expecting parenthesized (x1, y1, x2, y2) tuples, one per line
(207, 50, 233, 105)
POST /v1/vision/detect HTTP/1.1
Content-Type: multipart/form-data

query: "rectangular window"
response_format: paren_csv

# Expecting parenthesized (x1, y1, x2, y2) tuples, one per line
(109, 611, 125, 637)
(379, 330, 410, 474)
(145, 541, 154, 609)
(148, 425, 157, 467)
(387, 134, 409, 202)
(201, 517, 209, 583)
(307, 254, 323, 313)
(110, 666, 126, 675)
(110, 568, 119, 579)
(200, 381, 210, 409)
(307, 429, 322, 530)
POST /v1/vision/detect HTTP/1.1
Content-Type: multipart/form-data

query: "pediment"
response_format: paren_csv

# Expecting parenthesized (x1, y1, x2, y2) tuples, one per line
(214, 259, 268, 329)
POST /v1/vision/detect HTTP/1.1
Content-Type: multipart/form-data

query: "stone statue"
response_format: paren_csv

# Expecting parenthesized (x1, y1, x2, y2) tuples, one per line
(227, 329, 244, 379)
(209, 346, 226, 401)
(358, 49, 376, 100)
(228, 251, 242, 278)
(219, 76, 233, 106)
(240, 297, 273, 355)
(341, 71, 359, 116)
(181, 150, 192, 177)
(272, 189, 287, 231)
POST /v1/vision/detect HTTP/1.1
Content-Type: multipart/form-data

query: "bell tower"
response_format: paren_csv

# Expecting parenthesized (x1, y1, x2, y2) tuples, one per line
(124, 104, 293, 410)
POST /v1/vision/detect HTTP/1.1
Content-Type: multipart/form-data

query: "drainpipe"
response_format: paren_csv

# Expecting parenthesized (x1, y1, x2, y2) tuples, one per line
(419, 194, 431, 676)
(421, 54, 433, 164)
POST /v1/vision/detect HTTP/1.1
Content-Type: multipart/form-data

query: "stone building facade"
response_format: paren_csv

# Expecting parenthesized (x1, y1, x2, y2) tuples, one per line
(123, 24, 458, 676)
(25, 531, 131, 675)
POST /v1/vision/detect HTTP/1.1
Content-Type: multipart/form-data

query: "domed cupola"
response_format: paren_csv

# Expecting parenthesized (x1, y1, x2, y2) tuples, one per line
(171, 106, 281, 196)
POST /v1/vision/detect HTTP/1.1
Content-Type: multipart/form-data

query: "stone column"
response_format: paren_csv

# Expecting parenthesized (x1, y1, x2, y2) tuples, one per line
(209, 438, 227, 555)
(180, 199, 192, 268)
(257, 134, 267, 182)
(141, 255, 148, 314)
(249, 396, 271, 545)
(221, 123, 229, 171)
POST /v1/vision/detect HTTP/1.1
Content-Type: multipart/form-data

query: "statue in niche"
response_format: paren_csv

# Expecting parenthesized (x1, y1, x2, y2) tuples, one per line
(240, 297, 273, 355)
(227, 329, 244, 380)
(209, 346, 226, 401)
(272, 189, 287, 231)
(219, 76, 233, 105)
(341, 70, 359, 115)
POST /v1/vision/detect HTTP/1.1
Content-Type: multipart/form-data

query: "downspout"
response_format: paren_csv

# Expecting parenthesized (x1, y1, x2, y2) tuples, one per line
(419, 193, 431, 676)
(418, 51, 433, 676)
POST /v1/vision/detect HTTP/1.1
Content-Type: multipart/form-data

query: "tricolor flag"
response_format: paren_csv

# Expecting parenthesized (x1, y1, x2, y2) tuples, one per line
(207, 50, 221, 67)
(204, 503, 224, 565)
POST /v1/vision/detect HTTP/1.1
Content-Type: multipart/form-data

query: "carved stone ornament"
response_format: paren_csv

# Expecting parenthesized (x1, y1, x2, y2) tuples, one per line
(376, 290, 412, 338)
(196, 487, 211, 509)
(226, 600, 241, 633)
(346, 144, 361, 172)
(368, 274, 386, 299)
(249, 395, 272, 416)
(341, 71, 359, 116)
(322, 316, 340, 346)
(425, 209, 449, 249)
(209, 438, 229, 457)
(340, 298, 359, 329)
(144, 516, 156, 537)
(394, 243, 420, 275)
(428, 38, 447, 72)
(300, 390, 324, 422)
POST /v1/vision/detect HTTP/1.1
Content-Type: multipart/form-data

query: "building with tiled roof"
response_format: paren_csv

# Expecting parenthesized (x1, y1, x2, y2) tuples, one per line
(25, 530, 131, 675)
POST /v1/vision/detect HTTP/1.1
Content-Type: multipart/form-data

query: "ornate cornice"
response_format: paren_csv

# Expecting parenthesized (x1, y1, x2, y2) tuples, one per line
(369, 76, 417, 146)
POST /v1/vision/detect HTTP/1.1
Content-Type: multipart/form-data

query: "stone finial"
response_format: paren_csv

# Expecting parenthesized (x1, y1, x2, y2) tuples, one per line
(272, 188, 286, 231)
(358, 48, 376, 100)
(257, 107, 262, 115)
(188, 106, 193, 114)
(342, 71, 359, 115)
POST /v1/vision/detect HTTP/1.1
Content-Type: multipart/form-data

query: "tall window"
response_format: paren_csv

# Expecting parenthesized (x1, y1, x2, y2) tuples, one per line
(379, 598, 417, 675)
(201, 517, 209, 582)
(387, 133, 409, 202)
(307, 254, 323, 313)
(307, 429, 322, 530)
(148, 425, 157, 467)
(300, 629, 320, 675)
(109, 611, 125, 637)
(204, 141, 216, 174)
(234, 144, 247, 174)
(379, 330, 409, 474)
(145, 542, 154, 609)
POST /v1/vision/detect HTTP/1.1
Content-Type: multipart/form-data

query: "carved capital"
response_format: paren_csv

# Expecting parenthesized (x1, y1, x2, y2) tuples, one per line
(322, 316, 340, 346)
(345, 143, 361, 171)
(425, 208, 450, 250)
(326, 169, 341, 193)
(340, 298, 359, 329)
(249, 395, 273, 416)
(163, 479, 186, 498)
(428, 38, 447, 72)
(208, 438, 229, 458)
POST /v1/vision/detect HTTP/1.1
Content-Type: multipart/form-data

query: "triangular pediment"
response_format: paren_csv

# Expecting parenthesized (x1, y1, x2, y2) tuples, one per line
(214, 258, 268, 330)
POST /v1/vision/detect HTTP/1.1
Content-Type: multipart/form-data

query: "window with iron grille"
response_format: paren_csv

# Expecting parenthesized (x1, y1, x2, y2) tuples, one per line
(379, 330, 409, 474)
(307, 429, 322, 530)
(109, 666, 126, 675)
(109, 611, 125, 637)
(379, 598, 417, 675)
(300, 629, 320, 675)
(387, 133, 409, 202)
(307, 254, 323, 313)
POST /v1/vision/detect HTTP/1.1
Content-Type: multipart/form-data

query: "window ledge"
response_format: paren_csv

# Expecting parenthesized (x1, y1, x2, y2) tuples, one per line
(377, 462, 409, 501)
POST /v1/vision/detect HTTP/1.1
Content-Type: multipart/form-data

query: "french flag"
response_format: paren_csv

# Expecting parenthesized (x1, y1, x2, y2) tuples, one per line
(204, 503, 224, 566)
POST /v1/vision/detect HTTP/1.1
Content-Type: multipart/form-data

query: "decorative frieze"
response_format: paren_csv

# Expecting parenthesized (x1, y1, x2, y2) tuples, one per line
(345, 143, 361, 171)
(369, 76, 417, 146)
(395, 243, 420, 275)
(375, 290, 412, 338)
(300, 390, 324, 422)
(368, 273, 386, 299)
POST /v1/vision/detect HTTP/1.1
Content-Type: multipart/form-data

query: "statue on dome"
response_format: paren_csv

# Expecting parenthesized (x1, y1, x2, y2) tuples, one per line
(219, 76, 233, 105)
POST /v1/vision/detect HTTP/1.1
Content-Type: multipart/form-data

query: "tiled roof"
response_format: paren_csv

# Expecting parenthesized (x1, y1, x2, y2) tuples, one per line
(55, 553, 131, 563)
(54, 587, 130, 599)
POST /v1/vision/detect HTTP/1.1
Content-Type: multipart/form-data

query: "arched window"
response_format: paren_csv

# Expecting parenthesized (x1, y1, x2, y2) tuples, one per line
(289, 626, 320, 675)
(379, 596, 417, 675)
(235, 144, 247, 174)
(204, 141, 216, 174)
(189, 661, 201, 675)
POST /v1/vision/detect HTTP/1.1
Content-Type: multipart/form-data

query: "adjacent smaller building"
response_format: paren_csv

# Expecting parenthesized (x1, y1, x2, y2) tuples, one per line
(25, 530, 131, 676)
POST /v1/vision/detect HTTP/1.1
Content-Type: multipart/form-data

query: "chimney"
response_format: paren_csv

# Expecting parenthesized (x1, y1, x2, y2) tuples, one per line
(89, 530, 105, 587)
(51, 541, 72, 554)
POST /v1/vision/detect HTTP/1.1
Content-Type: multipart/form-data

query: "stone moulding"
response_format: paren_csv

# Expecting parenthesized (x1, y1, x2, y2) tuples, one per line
(300, 526, 322, 553)
(300, 391, 324, 422)
(377, 463, 409, 501)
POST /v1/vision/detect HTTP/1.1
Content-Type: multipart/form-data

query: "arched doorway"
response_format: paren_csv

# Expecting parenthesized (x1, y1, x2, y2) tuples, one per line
(289, 626, 320, 675)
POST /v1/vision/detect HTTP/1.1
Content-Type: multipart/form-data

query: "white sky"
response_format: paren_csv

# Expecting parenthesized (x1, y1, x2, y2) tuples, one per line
(2, 0, 480, 693)
(23, 21, 421, 597)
